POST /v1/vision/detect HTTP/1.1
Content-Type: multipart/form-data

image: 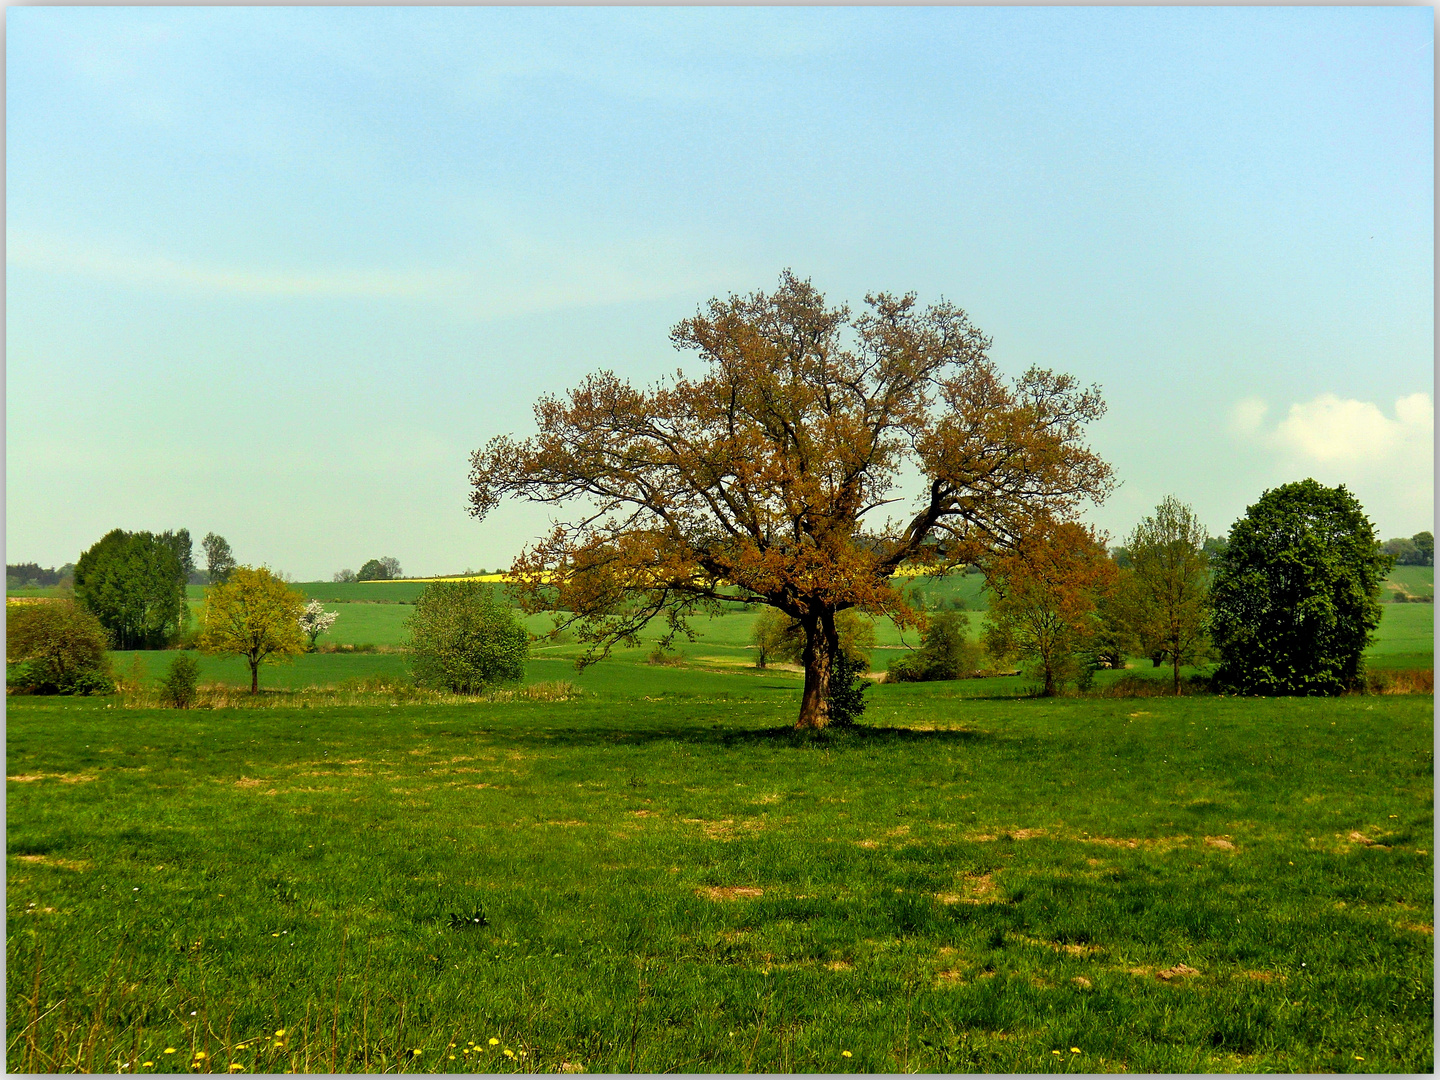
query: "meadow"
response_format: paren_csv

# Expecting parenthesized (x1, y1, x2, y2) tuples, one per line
(8, 570, 1433, 1073)
(6, 686, 1433, 1074)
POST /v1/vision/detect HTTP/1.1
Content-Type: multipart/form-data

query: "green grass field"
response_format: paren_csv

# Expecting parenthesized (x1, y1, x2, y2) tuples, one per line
(7, 685, 1432, 1074)
(1382, 565, 1434, 603)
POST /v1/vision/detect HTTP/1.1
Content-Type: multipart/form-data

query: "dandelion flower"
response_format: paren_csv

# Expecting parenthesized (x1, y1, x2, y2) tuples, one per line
(1071, 1048, 1081, 1054)
(164, 1049, 177, 1055)
(1053, 1050, 1062, 1056)
(413, 1049, 422, 1057)
(489, 1038, 500, 1046)
(504, 1049, 515, 1057)
(229, 1066, 246, 1072)
(143, 1064, 154, 1068)
(842, 1051, 852, 1058)
(275, 1029, 285, 1037)
(194, 1052, 208, 1059)
(1355, 1056, 1364, 1062)
(450, 1055, 457, 1061)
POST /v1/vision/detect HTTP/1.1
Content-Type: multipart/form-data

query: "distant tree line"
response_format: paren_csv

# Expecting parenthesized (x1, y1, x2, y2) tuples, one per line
(332, 557, 402, 583)
(6, 562, 74, 590)
(1382, 532, 1434, 567)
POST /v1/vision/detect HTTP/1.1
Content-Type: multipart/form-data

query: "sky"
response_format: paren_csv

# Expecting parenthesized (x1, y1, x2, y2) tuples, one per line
(6, 6, 1433, 580)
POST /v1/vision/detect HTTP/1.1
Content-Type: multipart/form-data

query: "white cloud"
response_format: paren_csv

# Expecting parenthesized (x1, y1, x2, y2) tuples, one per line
(1269, 392, 1432, 465)
(1230, 392, 1434, 535)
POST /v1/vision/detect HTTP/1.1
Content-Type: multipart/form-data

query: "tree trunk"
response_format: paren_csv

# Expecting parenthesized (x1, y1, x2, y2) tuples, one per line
(1172, 651, 1181, 696)
(796, 613, 832, 730)
(250, 657, 259, 694)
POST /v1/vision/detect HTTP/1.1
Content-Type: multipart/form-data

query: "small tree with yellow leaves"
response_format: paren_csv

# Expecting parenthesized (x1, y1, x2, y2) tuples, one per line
(199, 566, 306, 693)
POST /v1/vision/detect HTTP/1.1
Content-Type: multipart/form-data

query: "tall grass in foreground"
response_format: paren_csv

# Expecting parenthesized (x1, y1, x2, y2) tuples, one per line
(108, 677, 581, 710)
(7, 692, 1432, 1073)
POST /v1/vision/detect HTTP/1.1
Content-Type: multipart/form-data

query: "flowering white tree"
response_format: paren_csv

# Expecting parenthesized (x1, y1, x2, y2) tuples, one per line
(297, 599, 339, 652)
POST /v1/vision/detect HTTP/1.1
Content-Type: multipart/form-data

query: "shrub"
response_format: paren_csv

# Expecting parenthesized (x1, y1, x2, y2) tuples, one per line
(887, 611, 982, 682)
(161, 654, 201, 708)
(5, 600, 114, 694)
(405, 581, 528, 693)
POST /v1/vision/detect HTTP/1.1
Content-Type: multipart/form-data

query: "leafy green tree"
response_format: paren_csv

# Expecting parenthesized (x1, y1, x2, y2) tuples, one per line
(74, 529, 188, 649)
(1412, 531, 1434, 567)
(199, 566, 307, 693)
(405, 581, 528, 693)
(1211, 480, 1388, 695)
(886, 610, 980, 682)
(162, 529, 196, 583)
(1120, 496, 1212, 695)
(5, 600, 114, 694)
(203, 533, 236, 585)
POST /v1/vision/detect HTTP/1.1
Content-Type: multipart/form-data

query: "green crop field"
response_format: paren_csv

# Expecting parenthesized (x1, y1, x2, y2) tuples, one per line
(1381, 566, 1434, 603)
(7, 685, 1432, 1075)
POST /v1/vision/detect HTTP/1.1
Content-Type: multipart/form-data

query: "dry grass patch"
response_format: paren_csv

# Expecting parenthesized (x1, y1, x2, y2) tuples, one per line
(1156, 963, 1200, 981)
(938, 872, 998, 905)
(8, 773, 98, 784)
(1204, 836, 1236, 851)
(696, 886, 764, 901)
(11, 854, 90, 872)
(1081, 834, 1190, 852)
(969, 827, 1044, 842)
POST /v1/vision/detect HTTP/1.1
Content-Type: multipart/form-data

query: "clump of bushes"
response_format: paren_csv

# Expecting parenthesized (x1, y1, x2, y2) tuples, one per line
(886, 611, 983, 683)
(6, 600, 114, 695)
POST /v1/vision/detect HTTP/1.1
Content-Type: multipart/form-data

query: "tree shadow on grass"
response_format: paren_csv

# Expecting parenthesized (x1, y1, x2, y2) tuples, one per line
(424, 719, 998, 751)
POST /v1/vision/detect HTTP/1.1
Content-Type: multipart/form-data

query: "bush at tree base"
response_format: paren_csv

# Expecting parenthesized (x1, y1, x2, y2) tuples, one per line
(1211, 479, 1389, 696)
(405, 581, 528, 693)
(825, 650, 871, 725)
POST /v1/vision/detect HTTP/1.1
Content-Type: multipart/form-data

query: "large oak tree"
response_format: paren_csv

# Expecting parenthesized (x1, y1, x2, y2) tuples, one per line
(470, 272, 1113, 728)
